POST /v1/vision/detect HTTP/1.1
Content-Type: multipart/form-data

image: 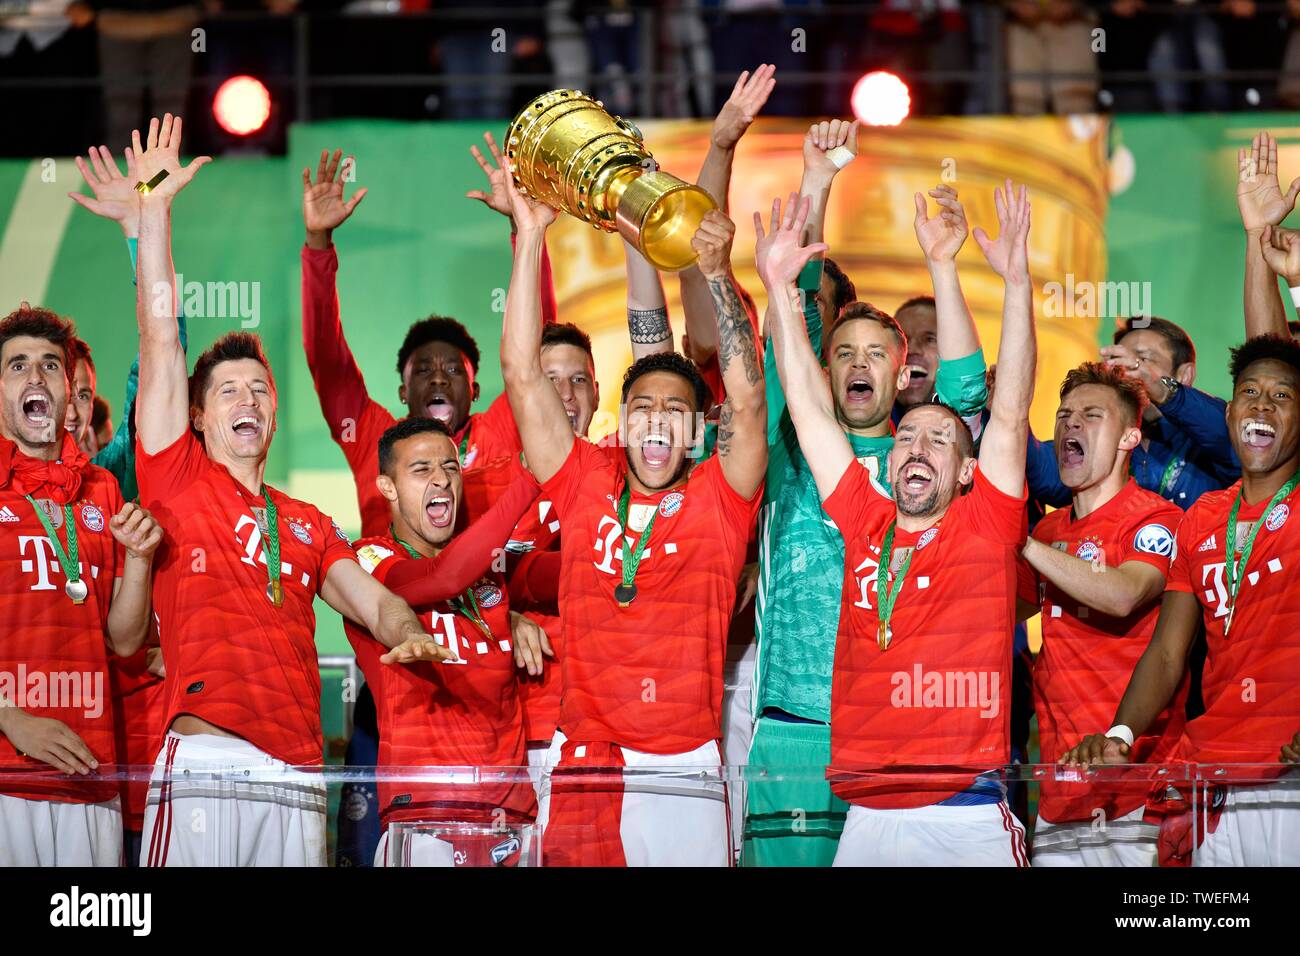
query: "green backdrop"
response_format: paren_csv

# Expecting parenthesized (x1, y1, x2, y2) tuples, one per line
(2, 113, 1294, 655)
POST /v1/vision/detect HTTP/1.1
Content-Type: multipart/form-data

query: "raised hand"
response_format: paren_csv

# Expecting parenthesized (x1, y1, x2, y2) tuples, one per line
(302, 148, 367, 244)
(1260, 224, 1300, 285)
(109, 502, 163, 562)
(131, 114, 211, 203)
(690, 210, 736, 279)
(973, 179, 1031, 283)
(466, 130, 519, 220)
(1237, 131, 1300, 232)
(712, 64, 776, 151)
(913, 184, 968, 262)
(754, 192, 828, 289)
(802, 118, 859, 180)
(502, 165, 558, 234)
(69, 144, 141, 236)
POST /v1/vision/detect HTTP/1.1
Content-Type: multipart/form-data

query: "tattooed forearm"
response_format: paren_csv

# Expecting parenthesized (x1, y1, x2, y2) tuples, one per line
(707, 276, 761, 387)
(716, 400, 735, 458)
(628, 307, 671, 345)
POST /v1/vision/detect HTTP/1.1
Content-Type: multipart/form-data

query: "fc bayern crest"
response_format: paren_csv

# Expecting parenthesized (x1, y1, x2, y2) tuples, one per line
(658, 492, 685, 518)
(475, 583, 504, 608)
(79, 503, 104, 533)
(290, 521, 313, 545)
(916, 527, 939, 550)
(1266, 503, 1290, 532)
(1075, 541, 1101, 562)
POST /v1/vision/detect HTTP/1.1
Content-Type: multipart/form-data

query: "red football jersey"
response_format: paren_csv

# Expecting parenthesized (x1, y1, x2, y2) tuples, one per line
(1167, 480, 1300, 762)
(541, 439, 761, 754)
(108, 646, 165, 829)
(136, 432, 357, 766)
(824, 463, 1026, 810)
(301, 243, 528, 538)
(1027, 480, 1188, 823)
(0, 450, 125, 804)
(346, 538, 534, 826)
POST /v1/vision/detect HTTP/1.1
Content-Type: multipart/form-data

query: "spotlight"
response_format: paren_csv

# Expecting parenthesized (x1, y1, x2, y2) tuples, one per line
(851, 71, 911, 127)
(213, 76, 272, 137)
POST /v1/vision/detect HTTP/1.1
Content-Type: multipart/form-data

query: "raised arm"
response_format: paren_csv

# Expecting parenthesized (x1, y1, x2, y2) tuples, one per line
(758, 194, 848, 501)
(624, 240, 673, 360)
(134, 115, 210, 454)
(799, 119, 858, 256)
(499, 174, 573, 485)
(467, 131, 558, 325)
(972, 181, 1034, 497)
(301, 148, 383, 442)
(693, 210, 766, 497)
(1238, 132, 1298, 339)
(914, 184, 986, 379)
(680, 66, 775, 366)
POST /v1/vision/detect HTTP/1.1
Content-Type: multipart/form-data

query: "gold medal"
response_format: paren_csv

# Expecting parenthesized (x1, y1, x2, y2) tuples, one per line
(267, 580, 284, 607)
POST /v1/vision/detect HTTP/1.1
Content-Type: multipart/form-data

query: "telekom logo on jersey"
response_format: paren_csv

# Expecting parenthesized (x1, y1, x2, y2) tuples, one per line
(590, 512, 677, 576)
(235, 514, 313, 590)
(18, 535, 102, 592)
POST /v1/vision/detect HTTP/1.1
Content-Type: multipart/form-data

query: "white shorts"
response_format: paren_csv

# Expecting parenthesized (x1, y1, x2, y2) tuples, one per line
(526, 742, 550, 801)
(721, 656, 755, 865)
(1032, 806, 1157, 867)
(0, 793, 122, 867)
(140, 732, 327, 867)
(537, 729, 730, 867)
(833, 800, 1029, 867)
(1196, 781, 1300, 867)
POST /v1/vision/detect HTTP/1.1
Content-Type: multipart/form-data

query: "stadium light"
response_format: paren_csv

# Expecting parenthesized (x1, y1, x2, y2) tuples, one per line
(851, 71, 911, 128)
(213, 76, 272, 137)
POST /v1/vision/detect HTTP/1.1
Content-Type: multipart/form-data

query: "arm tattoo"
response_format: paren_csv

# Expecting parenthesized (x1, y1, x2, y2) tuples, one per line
(707, 276, 761, 387)
(716, 400, 734, 458)
(628, 307, 671, 345)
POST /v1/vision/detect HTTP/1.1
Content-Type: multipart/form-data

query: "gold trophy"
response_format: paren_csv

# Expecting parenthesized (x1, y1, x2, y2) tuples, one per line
(505, 90, 717, 272)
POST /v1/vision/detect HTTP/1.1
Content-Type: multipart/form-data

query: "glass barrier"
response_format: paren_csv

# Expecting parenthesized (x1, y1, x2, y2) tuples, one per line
(15, 760, 1300, 868)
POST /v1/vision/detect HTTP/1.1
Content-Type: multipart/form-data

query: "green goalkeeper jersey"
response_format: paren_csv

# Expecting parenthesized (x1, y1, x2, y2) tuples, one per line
(752, 260, 987, 724)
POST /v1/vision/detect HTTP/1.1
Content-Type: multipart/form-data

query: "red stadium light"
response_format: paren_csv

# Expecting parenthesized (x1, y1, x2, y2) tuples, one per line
(851, 71, 911, 127)
(213, 76, 272, 137)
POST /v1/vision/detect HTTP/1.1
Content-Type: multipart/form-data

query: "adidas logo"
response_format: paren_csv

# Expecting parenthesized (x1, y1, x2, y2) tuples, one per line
(1197, 533, 1216, 553)
(0, 506, 17, 523)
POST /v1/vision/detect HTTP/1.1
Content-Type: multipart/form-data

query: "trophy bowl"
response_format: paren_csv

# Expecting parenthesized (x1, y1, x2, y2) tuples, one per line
(505, 89, 717, 272)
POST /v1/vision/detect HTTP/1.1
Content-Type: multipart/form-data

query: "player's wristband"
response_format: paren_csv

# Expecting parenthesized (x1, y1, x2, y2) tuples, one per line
(826, 145, 856, 170)
(1105, 724, 1135, 748)
(1289, 284, 1300, 309)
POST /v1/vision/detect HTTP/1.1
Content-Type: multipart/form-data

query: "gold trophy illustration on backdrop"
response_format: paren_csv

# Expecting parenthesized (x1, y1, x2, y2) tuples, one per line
(505, 90, 717, 271)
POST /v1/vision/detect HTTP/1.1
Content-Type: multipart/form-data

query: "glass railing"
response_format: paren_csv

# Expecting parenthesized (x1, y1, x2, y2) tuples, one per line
(1, 760, 1295, 867)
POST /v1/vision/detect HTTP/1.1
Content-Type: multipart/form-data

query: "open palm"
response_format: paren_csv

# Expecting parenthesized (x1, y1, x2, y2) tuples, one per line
(913, 184, 968, 262)
(755, 193, 827, 288)
(303, 148, 367, 234)
(1238, 131, 1300, 231)
(973, 179, 1031, 282)
(69, 144, 141, 233)
(466, 131, 516, 218)
(712, 64, 776, 151)
(131, 114, 210, 202)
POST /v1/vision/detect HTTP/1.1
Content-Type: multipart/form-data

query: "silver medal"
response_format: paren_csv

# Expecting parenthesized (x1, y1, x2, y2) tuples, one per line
(64, 579, 88, 604)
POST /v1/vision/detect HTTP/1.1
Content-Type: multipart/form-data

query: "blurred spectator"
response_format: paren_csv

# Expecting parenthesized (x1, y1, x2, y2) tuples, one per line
(1004, 0, 1099, 114)
(545, 0, 591, 91)
(1147, 0, 1230, 111)
(661, 0, 713, 116)
(1283, 0, 1300, 107)
(85, 0, 200, 147)
(1094, 0, 1159, 112)
(707, 0, 805, 115)
(580, 0, 643, 117)
(1216, 0, 1287, 109)
(833, 0, 972, 116)
(431, 0, 515, 119)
